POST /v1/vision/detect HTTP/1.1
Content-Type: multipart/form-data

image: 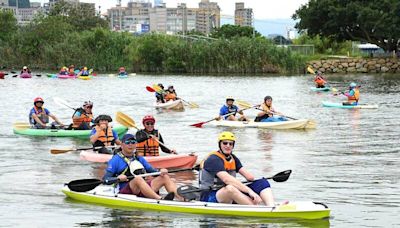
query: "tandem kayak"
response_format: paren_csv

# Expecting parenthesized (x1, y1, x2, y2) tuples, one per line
(80, 150, 197, 168)
(154, 100, 184, 110)
(62, 185, 330, 219)
(322, 101, 378, 109)
(20, 73, 32, 78)
(13, 125, 128, 138)
(310, 87, 331, 92)
(208, 119, 316, 129)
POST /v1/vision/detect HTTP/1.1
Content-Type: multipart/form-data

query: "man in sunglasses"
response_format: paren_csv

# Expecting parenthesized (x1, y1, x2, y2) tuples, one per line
(71, 101, 94, 130)
(103, 134, 177, 201)
(29, 97, 64, 129)
(135, 115, 177, 156)
(199, 131, 275, 206)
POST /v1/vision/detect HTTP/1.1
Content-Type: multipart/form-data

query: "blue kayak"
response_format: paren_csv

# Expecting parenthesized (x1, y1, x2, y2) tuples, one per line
(310, 87, 331, 92)
(322, 101, 378, 109)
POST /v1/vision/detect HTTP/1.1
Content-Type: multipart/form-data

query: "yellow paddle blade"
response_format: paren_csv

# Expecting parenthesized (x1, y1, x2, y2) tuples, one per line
(236, 100, 253, 109)
(331, 88, 338, 92)
(13, 122, 31, 130)
(152, 84, 163, 93)
(115, 111, 137, 129)
(188, 101, 199, 108)
(305, 120, 317, 129)
(307, 66, 315, 75)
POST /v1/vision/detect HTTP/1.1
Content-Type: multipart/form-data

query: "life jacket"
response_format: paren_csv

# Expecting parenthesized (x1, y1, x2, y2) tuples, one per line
(199, 151, 237, 189)
(30, 106, 49, 124)
(347, 88, 360, 103)
(254, 103, 274, 122)
(72, 108, 93, 128)
(81, 70, 89, 76)
(94, 126, 115, 146)
(164, 92, 177, 101)
(314, 76, 325, 86)
(136, 130, 160, 156)
(117, 152, 146, 176)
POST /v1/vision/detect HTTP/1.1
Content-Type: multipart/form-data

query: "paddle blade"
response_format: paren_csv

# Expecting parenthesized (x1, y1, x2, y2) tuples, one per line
(272, 170, 292, 182)
(67, 178, 103, 192)
(13, 122, 31, 130)
(190, 122, 205, 128)
(152, 84, 163, 92)
(331, 88, 338, 92)
(307, 66, 315, 74)
(50, 147, 75, 154)
(115, 111, 137, 128)
(236, 100, 253, 109)
(177, 185, 201, 200)
(305, 120, 317, 129)
(146, 86, 156, 92)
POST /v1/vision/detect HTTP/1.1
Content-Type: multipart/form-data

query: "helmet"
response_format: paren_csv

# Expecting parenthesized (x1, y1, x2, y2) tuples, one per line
(34, 97, 44, 104)
(168, 85, 174, 89)
(94, 115, 112, 123)
(349, 82, 357, 88)
(83, 101, 93, 107)
(83, 67, 88, 70)
(157, 83, 164, 89)
(23, 66, 28, 70)
(264, 96, 272, 101)
(226, 96, 235, 101)
(142, 115, 155, 124)
(218, 131, 236, 142)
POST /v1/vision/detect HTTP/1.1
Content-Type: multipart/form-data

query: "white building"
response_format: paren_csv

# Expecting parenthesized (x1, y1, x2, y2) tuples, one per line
(234, 2, 252, 27)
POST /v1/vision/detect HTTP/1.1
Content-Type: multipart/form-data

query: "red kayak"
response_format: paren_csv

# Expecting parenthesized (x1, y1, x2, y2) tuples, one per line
(80, 150, 198, 169)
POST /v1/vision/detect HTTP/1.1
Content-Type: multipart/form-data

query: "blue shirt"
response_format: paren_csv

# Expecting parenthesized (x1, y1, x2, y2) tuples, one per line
(103, 154, 158, 189)
(219, 105, 239, 119)
(29, 107, 50, 124)
(90, 127, 119, 139)
(203, 153, 243, 175)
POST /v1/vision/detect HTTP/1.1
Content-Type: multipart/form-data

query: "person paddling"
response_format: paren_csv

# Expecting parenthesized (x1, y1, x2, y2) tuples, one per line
(102, 134, 178, 201)
(71, 101, 94, 130)
(29, 97, 64, 129)
(118, 67, 128, 76)
(216, 96, 248, 121)
(254, 96, 287, 122)
(155, 83, 166, 103)
(342, 82, 360, 105)
(314, 72, 327, 88)
(21, 66, 31, 74)
(59, 66, 68, 75)
(164, 85, 178, 102)
(78, 67, 90, 76)
(135, 115, 177, 156)
(90, 115, 121, 154)
(199, 132, 276, 206)
(68, 65, 76, 76)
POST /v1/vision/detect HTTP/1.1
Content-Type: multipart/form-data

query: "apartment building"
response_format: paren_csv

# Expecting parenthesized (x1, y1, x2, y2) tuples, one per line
(196, 0, 220, 34)
(234, 2, 253, 27)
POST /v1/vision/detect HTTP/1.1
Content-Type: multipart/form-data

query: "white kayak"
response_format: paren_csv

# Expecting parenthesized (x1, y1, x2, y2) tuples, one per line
(208, 119, 316, 129)
(154, 100, 184, 110)
(62, 185, 330, 219)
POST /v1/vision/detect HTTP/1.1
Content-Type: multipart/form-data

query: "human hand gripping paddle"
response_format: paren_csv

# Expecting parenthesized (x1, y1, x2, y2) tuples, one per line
(236, 100, 316, 129)
(67, 165, 201, 192)
(147, 84, 200, 108)
(307, 66, 337, 92)
(177, 170, 292, 200)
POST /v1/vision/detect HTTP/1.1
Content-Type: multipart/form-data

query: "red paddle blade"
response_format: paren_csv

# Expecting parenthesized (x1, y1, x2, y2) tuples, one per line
(146, 86, 156, 92)
(190, 122, 205, 128)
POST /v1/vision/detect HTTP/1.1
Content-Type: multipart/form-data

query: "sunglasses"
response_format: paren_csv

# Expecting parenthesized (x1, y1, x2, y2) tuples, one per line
(145, 122, 154, 126)
(221, 141, 234, 146)
(85, 106, 93, 109)
(124, 139, 137, 145)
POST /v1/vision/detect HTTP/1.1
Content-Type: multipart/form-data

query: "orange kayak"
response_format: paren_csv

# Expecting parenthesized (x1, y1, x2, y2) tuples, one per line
(80, 150, 197, 169)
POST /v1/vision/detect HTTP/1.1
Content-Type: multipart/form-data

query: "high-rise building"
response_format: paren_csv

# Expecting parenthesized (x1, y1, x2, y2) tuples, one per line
(8, 0, 30, 8)
(196, 0, 220, 35)
(234, 2, 252, 27)
(154, 0, 162, 7)
(0, 0, 8, 6)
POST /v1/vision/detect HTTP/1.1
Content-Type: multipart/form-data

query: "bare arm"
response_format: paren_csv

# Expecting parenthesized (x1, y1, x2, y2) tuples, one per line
(32, 114, 46, 127)
(216, 171, 256, 194)
(49, 114, 63, 126)
(238, 167, 255, 181)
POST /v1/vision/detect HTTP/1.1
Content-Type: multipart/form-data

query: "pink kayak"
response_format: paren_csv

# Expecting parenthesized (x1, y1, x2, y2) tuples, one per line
(20, 73, 32, 78)
(57, 74, 76, 79)
(80, 150, 198, 169)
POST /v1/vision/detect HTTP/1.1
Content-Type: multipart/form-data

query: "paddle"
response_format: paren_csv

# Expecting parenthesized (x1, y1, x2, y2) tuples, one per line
(307, 66, 337, 92)
(236, 100, 316, 129)
(53, 97, 76, 110)
(115, 111, 174, 152)
(13, 122, 65, 130)
(151, 84, 199, 108)
(177, 170, 292, 200)
(67, 165, 201, 192)
(12, 73, 41, 77)
(50, 146, 117, 154)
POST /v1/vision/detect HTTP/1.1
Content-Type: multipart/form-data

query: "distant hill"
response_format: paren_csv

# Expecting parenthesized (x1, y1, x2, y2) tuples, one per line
(221, 18, 297, 37)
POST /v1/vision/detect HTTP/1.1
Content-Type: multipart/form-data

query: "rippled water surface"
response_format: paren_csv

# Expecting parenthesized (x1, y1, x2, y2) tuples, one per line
(0, 73, 399, 227)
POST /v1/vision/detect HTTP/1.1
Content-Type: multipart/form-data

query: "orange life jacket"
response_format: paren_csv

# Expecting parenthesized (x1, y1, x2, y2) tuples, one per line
(314, 76, 325, 86)
(348, 88, 360, 103)
(72, 111, 93, 128)
(95, 126, 115, 146)
(164, 92, 177, 101)
(136, 131, 160, 156)
(201, 151, 236, 171)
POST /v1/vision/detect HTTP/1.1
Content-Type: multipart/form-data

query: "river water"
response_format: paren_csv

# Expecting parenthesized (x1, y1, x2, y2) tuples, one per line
(0, 73, 398, 227)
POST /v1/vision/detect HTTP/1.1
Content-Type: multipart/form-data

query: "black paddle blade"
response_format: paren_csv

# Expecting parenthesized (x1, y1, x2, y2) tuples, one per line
(272, 170, 292, 182)
(67, 178, 103, 192)
(177, 185, 201, 201)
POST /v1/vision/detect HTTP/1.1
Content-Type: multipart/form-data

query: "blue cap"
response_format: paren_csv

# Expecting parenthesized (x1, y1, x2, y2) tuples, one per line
(121, 134, 137, 143)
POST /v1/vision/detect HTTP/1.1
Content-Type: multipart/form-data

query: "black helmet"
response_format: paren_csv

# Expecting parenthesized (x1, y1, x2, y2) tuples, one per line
(94, 115, 112, 124)
(158, 83, 164, 89)
(168, 85, 174, 89)
(264, 96, 272, 101)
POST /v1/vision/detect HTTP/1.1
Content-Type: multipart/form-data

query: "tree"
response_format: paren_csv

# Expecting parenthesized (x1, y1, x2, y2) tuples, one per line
(293, 0, 400, 52)
(0, 11, 18, 42)
(211, 24, 261, 39)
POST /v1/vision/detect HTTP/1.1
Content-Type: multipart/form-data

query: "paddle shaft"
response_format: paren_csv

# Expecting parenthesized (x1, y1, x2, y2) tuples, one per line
(51, 146, 117, 154)
(191, 106, 252, 127)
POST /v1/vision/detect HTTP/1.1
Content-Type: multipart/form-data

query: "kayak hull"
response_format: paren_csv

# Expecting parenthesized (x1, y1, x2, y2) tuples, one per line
(78, 76, 92, 80)
(310, 87, 331, 92)
(208, 119, 315, 129)
(322, 101, 378, 109)
(62, 186, 330, 220)
(118, 74, 128, 78)
(58, 74, 76, 79)
(13, 125, 128, 138)
(154, 100, 184, 110)
(80, 150, 197, 169)
(20, 73, 32, 78)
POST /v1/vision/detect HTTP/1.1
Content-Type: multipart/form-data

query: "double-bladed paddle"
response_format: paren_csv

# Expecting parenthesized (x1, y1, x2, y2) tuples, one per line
(67, 165, 201, 192)
(177, 170, 292, 200)
(147, 85, 199, 108)
(50, 146, 117, 154)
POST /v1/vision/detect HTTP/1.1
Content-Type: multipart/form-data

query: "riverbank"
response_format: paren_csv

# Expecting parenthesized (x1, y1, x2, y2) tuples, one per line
(308, 58, 400, 74)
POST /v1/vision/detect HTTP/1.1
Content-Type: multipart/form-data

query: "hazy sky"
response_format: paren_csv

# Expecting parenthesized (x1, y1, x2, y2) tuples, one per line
(66, 0, 309, 19)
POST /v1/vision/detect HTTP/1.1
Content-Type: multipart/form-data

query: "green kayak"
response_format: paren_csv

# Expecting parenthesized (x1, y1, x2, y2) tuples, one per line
(13, 125, 128, 138)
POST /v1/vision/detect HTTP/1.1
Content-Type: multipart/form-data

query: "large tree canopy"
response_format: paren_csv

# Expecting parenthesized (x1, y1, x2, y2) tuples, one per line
(293, 0, 400, 52)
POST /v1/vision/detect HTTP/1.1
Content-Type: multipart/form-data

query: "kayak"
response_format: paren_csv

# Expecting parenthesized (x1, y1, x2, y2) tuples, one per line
(322, 101, 378, 109)
(310, 87, 331, 92)
(62, 185, 330, 219)
(78, 76, 92, 80)
(13, 125, 128, 138)
(20, 73, 32, 78)
(47, 73, 57, 78)
(154, 100, 184, 110)
(58, 74, 76, 79)
(80, 150, 198, 168)
(117, 73, 128, 78)
(208, 119, 315, 129)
